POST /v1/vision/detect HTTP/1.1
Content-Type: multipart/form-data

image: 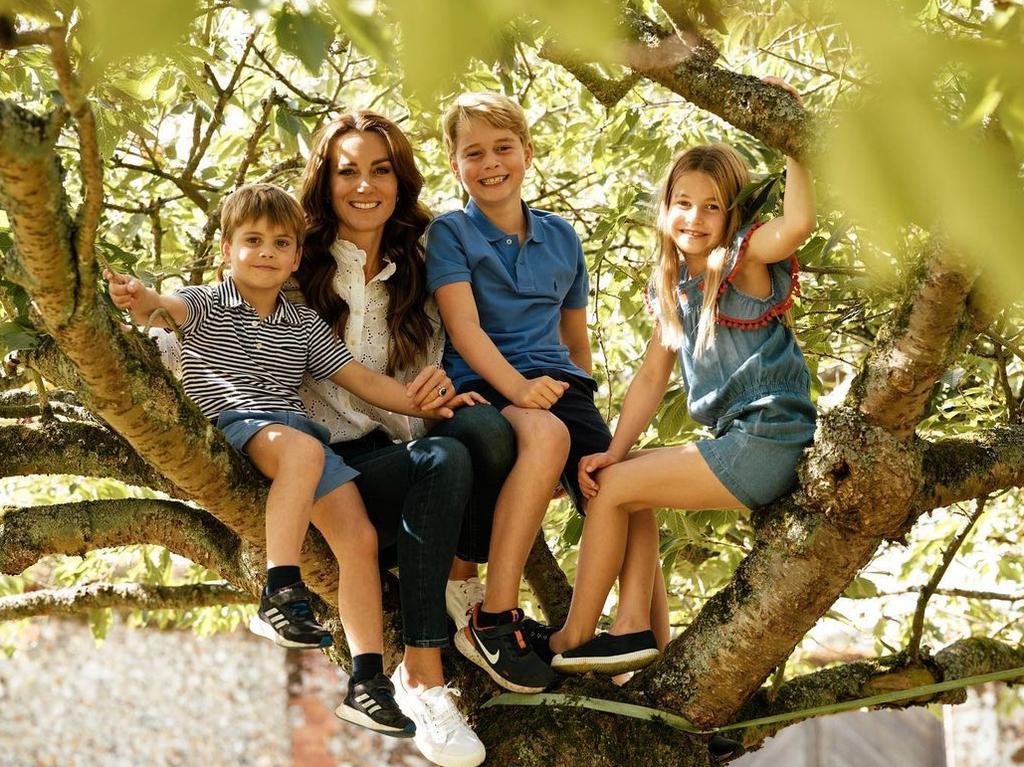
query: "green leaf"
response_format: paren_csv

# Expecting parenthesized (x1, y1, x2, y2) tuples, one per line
(77, 0, 200, 75)
(0, 321, 40, 352)
(88, 608, 113, 642)
(843, 576, 879, 599)
(273, 8, 335, 74)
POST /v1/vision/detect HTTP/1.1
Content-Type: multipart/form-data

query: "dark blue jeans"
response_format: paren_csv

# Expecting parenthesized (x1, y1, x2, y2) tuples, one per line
(331, 404, 515, 648)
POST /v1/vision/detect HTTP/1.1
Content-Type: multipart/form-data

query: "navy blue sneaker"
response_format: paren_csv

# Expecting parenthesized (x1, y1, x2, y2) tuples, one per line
(455, 605, 557, 693)
(551, 630, 659, 675)
(248, 582, 332, 649)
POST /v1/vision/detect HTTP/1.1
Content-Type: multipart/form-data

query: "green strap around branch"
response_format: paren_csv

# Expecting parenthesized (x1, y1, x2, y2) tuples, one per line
(483, 665, 1024, 735)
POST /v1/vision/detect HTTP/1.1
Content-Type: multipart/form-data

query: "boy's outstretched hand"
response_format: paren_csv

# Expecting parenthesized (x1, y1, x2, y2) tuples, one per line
(577, 450, 621, 499)
(511, 375, 569, 410)
(104, 269, 157, 322)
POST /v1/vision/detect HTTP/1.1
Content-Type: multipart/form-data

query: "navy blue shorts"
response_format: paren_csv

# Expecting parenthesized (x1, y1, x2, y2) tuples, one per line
(459, 368, 611, 514)
(216, 409, 360, 500)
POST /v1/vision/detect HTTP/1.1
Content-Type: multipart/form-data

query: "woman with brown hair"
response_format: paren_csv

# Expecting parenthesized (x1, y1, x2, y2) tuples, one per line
(294, 111, 513, 767)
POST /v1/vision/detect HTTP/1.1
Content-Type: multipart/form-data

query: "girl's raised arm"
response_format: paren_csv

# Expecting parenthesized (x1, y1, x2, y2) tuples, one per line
(745, 78, 817, 265)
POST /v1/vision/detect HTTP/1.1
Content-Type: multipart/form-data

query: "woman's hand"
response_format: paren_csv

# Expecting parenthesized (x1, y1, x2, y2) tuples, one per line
(420, 391, 489, 420)
(406, 365, 455, 410)
(578, 451, 621, 499)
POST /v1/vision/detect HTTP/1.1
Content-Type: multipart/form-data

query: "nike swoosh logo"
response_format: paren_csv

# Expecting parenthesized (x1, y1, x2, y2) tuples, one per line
(478, 635, 500, 665)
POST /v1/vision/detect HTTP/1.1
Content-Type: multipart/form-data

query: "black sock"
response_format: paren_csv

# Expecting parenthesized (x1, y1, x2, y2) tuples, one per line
(351, 653, 384, 684)
(476, 607, 519, 628)
(265, 565, 301, 595)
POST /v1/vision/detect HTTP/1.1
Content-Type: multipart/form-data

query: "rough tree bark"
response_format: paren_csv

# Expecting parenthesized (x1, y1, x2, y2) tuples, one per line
(1, 8, 1022, 767)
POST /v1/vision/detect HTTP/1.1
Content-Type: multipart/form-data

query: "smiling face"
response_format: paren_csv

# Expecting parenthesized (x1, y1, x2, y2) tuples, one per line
(328, 130, 398, 243)
(666, 170, 727, 260)
(449, 117, 532, 211)
(221, 216, 301, 292)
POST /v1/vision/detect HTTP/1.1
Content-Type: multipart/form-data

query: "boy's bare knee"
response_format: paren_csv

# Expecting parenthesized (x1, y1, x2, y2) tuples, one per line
(278, 433, 326, 472)
(509, 409, 570, 456)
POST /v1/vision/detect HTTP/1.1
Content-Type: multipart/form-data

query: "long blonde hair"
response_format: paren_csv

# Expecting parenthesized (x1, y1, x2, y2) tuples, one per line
(654, 144, 749, 356)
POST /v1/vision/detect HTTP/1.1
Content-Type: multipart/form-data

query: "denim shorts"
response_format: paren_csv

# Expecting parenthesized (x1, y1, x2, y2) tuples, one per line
(217, 409, 360, 500)
(696, 392, 816, 509)
(459, 368, 611, 515)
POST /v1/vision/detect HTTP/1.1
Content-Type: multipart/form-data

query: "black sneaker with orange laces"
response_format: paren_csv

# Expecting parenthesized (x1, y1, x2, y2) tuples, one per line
(454, 605, 557, 693)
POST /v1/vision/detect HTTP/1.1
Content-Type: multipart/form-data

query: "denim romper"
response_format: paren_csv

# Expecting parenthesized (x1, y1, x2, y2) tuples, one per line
(671, 222, 816, 508)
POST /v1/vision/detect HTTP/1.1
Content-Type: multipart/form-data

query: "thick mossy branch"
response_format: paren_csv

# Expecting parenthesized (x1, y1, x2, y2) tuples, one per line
(478, 676, 709, 767)
(539, 43, 641, 108)
(618, 8, 813, 160)
(0, 581, 253, 621)
(734, 637, 1024, 749)
(852, 242, 979, 439)
(0, 420, 177, 495)
(0, 499, 253, 586)
(917, 426, 1024, 512)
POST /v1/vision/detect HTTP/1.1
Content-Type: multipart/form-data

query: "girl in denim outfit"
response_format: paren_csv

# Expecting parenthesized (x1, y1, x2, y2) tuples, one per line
(547, 79, 817, 675)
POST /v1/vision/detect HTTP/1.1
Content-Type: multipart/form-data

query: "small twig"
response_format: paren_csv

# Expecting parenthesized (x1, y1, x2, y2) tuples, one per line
(232, 93, 279, 188)
(767, 654, 789, 704)
(253, 46, 330, 105)
(801, 264, 866, 277)
(907, 497, 989, 659)
(143, 307, 183, 341)
(25, 367, 52, 421)
(110, 158, 212, 208)
(45, 27, 106, 277)
(183, 30, 258, 182)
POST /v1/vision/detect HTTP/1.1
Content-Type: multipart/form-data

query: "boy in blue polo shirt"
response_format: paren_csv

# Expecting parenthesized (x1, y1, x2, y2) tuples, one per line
(108, 183, 482, 738)
(426, 93, 668, 693)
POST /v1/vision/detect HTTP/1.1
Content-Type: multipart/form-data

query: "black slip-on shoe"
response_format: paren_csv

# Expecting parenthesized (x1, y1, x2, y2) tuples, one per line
(550, 630, 659, 675)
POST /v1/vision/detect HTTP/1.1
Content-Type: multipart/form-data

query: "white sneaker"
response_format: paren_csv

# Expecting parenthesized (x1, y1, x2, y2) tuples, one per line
(445, 577, 485, 630)
(390, 664, 486, 767)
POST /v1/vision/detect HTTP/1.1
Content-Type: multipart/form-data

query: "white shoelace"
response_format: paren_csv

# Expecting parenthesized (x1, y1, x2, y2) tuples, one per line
(456, 578, 484, 613)
(422, 685, 468, 740)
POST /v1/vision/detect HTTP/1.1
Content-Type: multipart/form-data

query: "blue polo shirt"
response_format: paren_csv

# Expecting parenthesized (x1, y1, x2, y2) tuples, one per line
(426, 200, 590, 390)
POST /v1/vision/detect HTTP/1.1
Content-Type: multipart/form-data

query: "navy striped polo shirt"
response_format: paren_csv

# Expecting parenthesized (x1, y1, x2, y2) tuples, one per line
(175, 278, 353, 419)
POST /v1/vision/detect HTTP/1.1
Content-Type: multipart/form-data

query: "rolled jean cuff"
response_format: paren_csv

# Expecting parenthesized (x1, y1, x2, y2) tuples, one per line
(403, 636, 451, 649)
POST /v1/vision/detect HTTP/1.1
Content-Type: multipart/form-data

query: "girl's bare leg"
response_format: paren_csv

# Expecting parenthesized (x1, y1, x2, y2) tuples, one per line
(550, 443, 742, 654)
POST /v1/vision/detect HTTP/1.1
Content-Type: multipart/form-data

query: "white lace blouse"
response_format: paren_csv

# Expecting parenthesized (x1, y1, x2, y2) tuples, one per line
(295, 238, 444, 443)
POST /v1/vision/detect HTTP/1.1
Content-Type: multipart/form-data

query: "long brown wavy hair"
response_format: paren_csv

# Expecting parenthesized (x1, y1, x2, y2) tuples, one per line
(298, 111, 434, 375)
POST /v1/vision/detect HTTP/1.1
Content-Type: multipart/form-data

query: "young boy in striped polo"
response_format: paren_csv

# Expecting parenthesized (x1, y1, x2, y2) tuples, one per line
(106, 183, 482, 738)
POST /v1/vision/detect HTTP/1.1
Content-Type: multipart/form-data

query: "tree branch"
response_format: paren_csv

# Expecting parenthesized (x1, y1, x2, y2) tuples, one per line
(917, 426, 1024, 512)
(0, 581, 253, 621)
(852, 240, 980, 439)
(539, 43, 641, 108)
(0, 499, 253, 587)
(734, 637, 1024, 749)
(183, 31, 257, 181)
(46, 27, 103, 285)
(618, 8, 814, 160)
(524, 532, 573, 625)
(0, 420, 177, 494)
(907, 497, 987, 658)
